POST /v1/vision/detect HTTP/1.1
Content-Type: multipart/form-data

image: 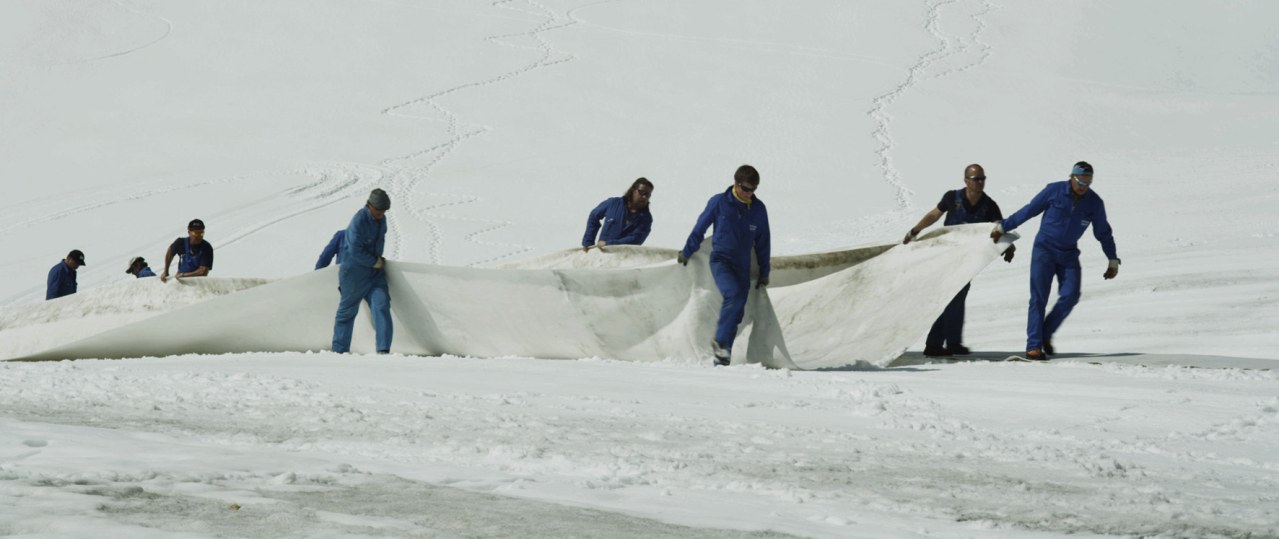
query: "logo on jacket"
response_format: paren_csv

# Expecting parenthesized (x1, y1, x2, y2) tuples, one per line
(749, 225, 757, 231)
(1080, 219, 1091, 228)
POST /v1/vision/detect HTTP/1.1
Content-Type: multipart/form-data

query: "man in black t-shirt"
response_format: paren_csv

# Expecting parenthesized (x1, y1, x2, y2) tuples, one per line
(160, 219, 214, 282)
(903, 164, 1015, 357)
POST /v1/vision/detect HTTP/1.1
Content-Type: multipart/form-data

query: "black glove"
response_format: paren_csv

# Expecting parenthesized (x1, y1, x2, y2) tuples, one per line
(903, 229, 918, 245)
(677, 253, 688, 266)
(1104, 259, 1119, 280)
(756, 276, 769, 289)
(1003, 245, 1016, 263)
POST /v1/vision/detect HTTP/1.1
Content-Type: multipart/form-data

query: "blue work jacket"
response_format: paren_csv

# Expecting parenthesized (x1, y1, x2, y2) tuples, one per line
(341, 207, 386, 269)
(316, 230, 345, 269)
(1002, 181, 1118, 259)
(46, 261, 77, 300)
(582, 197, 652, 247)
(681, 187, 771, 278)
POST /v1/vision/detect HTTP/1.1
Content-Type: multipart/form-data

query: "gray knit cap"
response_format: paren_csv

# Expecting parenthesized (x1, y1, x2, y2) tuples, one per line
(368, 188, 391, 211)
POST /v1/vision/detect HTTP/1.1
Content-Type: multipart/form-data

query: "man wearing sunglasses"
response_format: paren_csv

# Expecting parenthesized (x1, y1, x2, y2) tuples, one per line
(582, 177, 654, 251)
(904, 164, 1015, 357)
(991, 161, 1120, 361)
(160, 219, 213, 282)
(677, 165, 771, 366)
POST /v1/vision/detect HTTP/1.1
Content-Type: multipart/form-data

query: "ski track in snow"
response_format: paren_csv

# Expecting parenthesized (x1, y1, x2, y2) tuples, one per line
(38, 0, 175, 67)
(563, 1, 897, 67)
(3, 0, 577, 287)
(868, 0, 995, 214)
(0, 165, 379, 305)
(378, 0, 576, 266)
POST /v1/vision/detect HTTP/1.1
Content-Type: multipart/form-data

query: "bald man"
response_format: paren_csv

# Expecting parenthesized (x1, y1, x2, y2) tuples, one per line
(904, 164, 1015, 357)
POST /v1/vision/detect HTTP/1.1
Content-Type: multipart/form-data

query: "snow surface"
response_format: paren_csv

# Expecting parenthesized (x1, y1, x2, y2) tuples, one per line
(2, 0, 1278, 537)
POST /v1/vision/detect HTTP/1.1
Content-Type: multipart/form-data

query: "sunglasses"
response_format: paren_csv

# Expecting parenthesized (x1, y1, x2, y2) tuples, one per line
(737, 183, 757, 193)
(636, 189, 652, 198)
(1073, 176, 1092, 187)
(966, 175, 986, 181)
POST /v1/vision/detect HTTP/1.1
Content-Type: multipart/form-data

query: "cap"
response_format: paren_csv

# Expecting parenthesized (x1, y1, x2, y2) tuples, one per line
(68, 249, 86, 266)
(368, 188, 391, 211)
(126, 256, 146, 274)
(188, 218, 205, 230)
(1071, 161, 1094, 176)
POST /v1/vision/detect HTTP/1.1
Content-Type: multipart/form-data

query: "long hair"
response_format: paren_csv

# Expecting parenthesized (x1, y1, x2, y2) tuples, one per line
(622, 177, 654, 201)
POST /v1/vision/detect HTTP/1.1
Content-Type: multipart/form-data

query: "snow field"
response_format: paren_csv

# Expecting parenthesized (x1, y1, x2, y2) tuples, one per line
(2, 355, 1276, 537)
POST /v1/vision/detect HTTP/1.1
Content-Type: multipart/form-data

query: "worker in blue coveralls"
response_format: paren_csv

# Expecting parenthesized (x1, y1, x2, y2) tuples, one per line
(125, 256, 156, 278)
(677, 165, 771, 366)
(46, 249, 86, 300)
(991, 161, 1119, 361)
(331, 188, 393, 354)
(904, 164, 1016, 357)
(581, 177, 654, 251)
(315, 230, 345, 269)
(160, 219, 213, 282)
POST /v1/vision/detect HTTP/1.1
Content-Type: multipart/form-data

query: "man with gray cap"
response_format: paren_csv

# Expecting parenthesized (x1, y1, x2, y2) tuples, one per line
(332, 188, 393, 354)
(46, 249, 86, 300)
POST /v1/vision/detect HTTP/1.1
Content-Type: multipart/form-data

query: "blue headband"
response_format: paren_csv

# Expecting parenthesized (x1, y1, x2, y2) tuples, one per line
(1071, 166, 1093, 176)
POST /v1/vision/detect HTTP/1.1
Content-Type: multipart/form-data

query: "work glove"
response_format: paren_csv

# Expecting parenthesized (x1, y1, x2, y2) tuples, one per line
(677, 253, 688, 266)
(1103, 259, 1120, 280)
(1003, 244, 1016, 263)
(373, 257, 385, 269)
(755, 276, 769, 289)
(990, 223, 1004, 243)
(596, 240, 606, 251)
(902, 229, 918, 245)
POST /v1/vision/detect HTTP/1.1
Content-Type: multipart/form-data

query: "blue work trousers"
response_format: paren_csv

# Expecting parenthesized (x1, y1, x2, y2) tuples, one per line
(710, 256, 751, 350)
(1026, 245, 1082, 351)
(926, 283, 971, 349)
(332, 265, 393, 353)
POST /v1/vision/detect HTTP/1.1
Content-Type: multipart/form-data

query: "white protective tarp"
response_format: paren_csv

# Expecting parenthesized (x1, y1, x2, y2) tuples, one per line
(8, 225, 1015, 369)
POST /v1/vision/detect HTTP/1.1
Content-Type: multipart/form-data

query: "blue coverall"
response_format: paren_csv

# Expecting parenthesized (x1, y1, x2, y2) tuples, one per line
(1000, 181, 1118, 352)
(315, 230, 345, 269)
(331, 207, 392, 353)
(46, 261, 77, 300)
(172, 237, 214, 274)
(680, 187, 771, 351)
(581, 197, 652, 247)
